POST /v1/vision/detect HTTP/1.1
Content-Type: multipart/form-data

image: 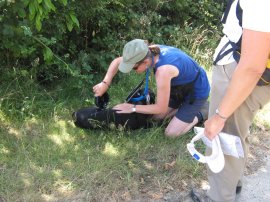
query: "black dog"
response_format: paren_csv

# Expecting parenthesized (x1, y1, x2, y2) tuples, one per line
(72, 81, 156, 130)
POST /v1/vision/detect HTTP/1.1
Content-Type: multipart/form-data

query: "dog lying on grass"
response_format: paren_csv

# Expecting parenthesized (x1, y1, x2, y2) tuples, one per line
(72, 81, 156, 130)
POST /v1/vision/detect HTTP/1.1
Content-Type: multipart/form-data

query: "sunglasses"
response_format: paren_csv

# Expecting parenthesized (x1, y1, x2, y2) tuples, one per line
(133, 64, 140, 70)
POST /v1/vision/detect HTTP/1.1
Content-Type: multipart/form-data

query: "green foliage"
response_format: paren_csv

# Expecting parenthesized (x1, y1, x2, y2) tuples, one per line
(0, 0, 80, 84)
(1, 0, 225, 89)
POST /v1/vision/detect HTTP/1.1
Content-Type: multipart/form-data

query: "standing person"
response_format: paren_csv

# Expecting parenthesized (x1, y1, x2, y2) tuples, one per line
(191, 0, 270, 201)
(93, 39, 210, 137)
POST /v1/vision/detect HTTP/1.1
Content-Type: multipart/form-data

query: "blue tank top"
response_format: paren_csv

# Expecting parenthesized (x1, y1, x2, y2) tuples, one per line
(155, 45, 210, 99)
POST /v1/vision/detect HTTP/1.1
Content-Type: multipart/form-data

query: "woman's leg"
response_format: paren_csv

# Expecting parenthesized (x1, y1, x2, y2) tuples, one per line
(165, 116, 198, 137)
(152, 107, 176, 120)
(165, 99, 207, 137)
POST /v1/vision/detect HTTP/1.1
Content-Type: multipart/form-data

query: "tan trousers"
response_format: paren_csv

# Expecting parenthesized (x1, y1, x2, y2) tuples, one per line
(207, 62, 270, 202)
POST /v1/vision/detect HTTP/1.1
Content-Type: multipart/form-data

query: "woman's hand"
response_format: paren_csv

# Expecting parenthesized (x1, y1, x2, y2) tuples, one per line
(93, 81, 109, 96)
(113, 103, 134, 113)
(204, 114, 226, 140)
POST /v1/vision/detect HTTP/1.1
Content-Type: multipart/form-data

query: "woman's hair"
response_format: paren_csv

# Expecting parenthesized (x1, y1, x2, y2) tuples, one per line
(144, 40, 160, 56)
(148, 45, 160, 56)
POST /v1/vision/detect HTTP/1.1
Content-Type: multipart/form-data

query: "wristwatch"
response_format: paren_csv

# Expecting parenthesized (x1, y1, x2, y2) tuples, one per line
(132, 104, 136, 112)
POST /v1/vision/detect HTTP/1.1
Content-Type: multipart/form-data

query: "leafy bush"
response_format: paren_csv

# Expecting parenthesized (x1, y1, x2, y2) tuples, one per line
(0, 0, 225, 91)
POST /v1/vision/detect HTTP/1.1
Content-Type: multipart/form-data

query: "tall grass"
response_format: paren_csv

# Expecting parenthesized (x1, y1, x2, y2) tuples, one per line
(0, 101, 204, 201)
(0, 68, 205, 201)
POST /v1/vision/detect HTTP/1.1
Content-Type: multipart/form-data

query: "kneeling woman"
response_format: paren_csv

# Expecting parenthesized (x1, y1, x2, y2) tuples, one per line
(93, 39, 210, 137)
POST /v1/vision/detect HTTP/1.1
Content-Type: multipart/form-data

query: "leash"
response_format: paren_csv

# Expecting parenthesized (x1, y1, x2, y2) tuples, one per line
(129, 67, 150, 103)
(130, 55, 154, 103)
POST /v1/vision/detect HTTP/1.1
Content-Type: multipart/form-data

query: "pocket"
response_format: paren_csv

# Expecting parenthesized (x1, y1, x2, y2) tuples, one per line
(223, 62, 237, 80)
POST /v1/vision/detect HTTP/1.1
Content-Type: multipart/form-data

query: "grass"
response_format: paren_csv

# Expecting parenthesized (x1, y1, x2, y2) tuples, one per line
(0, 69, 206, 202)
(0, 110, 203, 201)
(1, 71, 270, 202)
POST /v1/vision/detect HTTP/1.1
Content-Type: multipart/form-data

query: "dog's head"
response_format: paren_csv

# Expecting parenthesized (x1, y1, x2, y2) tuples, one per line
(95, 92, 109, 110)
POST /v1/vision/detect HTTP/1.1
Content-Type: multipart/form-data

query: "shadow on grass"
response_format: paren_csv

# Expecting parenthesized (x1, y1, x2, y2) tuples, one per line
(2, 103, 270, 201)
(0, 114, 205, 202)
(0, 74, 207, 201)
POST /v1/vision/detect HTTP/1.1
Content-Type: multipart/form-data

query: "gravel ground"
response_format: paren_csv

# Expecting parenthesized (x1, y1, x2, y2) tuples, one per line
(236, 124, 270, 202)
(237, 155, 270, 202)
(132, 154, 270, 202)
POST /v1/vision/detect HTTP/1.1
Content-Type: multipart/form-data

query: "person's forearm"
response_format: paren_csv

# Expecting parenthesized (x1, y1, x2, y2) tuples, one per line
(113, 102, 168, 115)
(103, 57, 122, 85)
(135, 103, 168, 115)
(217, 29, 270, 119)
(217, 64, 261, 118)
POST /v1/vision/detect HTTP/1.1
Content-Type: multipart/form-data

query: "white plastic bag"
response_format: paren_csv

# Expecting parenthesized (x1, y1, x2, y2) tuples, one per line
(194, 127, 244, 158)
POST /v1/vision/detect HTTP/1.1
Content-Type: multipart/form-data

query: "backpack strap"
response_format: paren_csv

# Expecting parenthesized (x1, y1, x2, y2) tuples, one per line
(188, 70, 201, 104)
(213, 41, 232, 65)
(129, 68, 150, 103)
(221, 0, 242, 25)
(170, 69, 200, 105)
(214, 0, 243, 65)
(217, 1, 270, 86)
(236, 0, 242, 26)
(221, 0, 234, 24)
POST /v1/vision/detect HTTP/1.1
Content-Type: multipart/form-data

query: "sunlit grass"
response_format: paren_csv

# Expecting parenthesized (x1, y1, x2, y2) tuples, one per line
(1, 68, 269, 201)
(0, 111, 202, 201)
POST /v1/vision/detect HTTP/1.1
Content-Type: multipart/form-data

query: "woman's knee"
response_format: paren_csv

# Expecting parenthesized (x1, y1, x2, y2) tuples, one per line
(164, 117, 198, 137)
(164, 126, 184, 137)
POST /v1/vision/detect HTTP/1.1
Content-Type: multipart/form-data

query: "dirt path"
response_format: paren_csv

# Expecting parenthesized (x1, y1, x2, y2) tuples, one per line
(236, 126, 270, 202)
(237, 155, 270, 202)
